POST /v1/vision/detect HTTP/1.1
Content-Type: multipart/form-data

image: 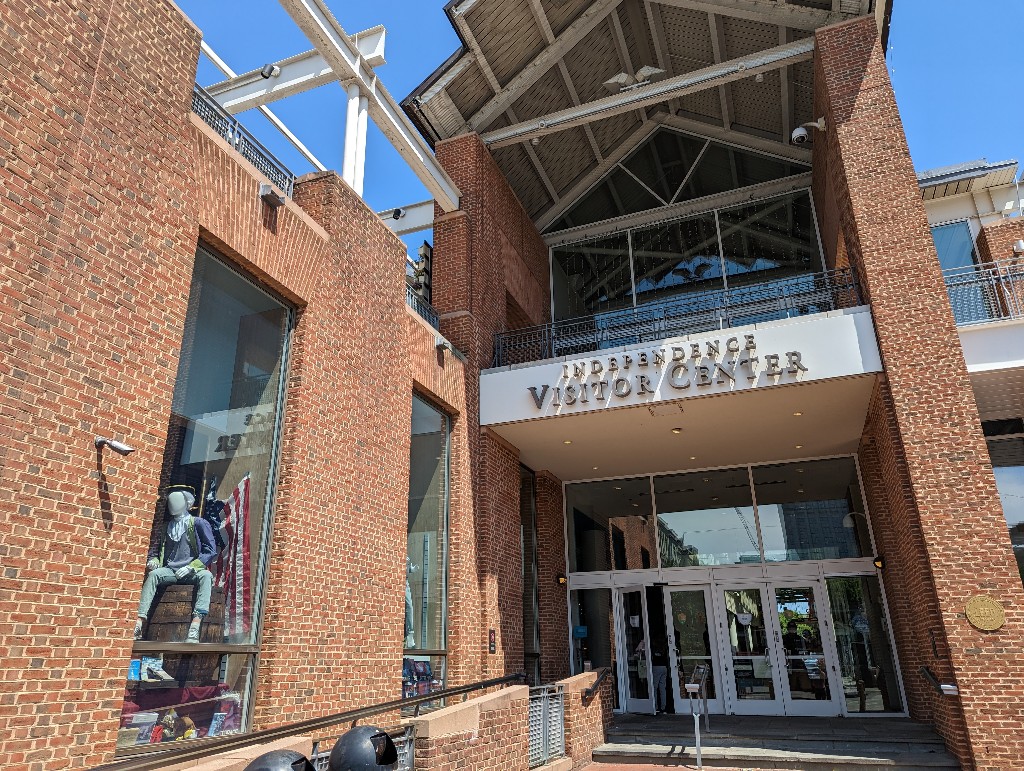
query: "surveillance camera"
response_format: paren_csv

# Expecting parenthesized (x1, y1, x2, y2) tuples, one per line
(260, 64, 281, 79)
(790, 126, 810, 145)
(95, 436, 136, 456)
(392, 208, 406, 221)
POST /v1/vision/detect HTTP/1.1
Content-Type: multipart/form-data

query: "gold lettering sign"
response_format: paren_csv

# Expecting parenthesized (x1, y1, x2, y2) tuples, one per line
(965, 595, 1005, 632)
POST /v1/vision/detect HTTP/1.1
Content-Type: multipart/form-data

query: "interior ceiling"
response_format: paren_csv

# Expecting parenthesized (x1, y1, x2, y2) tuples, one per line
(404, 0, 876, 229)
(489, 374, 878, 482)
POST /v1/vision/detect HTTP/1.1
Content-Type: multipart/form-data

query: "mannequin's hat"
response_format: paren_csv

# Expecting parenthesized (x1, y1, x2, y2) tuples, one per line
(165, 484, 198, 511)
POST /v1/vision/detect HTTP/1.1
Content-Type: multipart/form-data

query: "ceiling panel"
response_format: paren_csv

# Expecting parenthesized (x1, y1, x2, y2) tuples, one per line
(467, 0, 547, 87)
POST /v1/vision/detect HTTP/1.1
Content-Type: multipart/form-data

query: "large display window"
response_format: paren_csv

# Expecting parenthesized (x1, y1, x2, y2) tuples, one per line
(567, 457, 873, 572)
(403, 394, 451, 701)
(119, 247, 292, 749)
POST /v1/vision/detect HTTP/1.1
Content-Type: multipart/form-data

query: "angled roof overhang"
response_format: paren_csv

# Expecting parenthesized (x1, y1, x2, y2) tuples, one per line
(404, 0, 889, 228)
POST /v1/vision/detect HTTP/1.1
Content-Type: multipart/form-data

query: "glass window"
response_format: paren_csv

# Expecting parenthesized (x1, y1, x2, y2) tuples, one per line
(930, 221, 978, 272)
(718, 192, 822, 288)
(630, 212, 724, 307)
(552, 231, 631, 321)
(566, 477, 657, 573)
(121, 246, 292, 746)
(521, 466, 542, 686)
(405, 396, 450, 666)
(622, 132, 708, 204)
(655, 468, 759, 567)
(827, 576, 904, 712)
(754, 458, 870, 562)
(988, 437, 1024, 589)
(570, 588, 618, 708)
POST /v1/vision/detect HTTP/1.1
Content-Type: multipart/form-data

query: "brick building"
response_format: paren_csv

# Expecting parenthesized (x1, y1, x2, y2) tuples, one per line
(2, 1, 1024, 770)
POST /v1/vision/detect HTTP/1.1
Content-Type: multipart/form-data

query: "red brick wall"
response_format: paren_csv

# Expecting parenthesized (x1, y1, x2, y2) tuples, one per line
(559, 671, 614, 770)
(0, 2, 201, 767)
(433, 134, 553, 684)
(816, 17, 1024, 770)
(976, 216, 1024, 265)
(536, 472, 571, 683)
(410, 686, 530, 771)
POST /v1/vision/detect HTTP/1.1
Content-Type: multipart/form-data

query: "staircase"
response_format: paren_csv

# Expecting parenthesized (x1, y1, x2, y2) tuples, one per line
(590, 715, 960, 770)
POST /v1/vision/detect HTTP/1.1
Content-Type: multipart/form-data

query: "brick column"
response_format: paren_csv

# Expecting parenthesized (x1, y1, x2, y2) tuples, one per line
(815, 17, 1024, 769)
(536, 471, 570, 683)
(433, 134, 551, 684)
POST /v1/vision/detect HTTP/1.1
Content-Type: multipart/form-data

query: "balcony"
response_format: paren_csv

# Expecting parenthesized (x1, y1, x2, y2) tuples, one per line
(492, 267, 861, 367)
(191, 84, 297, 197)
(406, 284, 440, 329)
(945, 258, 1024, 327)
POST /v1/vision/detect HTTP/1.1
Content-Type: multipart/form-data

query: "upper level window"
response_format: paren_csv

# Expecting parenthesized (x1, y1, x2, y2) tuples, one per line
(550, 190, 823, 322)
(546, 128, 809, 234)
(930, 221, 978, 271)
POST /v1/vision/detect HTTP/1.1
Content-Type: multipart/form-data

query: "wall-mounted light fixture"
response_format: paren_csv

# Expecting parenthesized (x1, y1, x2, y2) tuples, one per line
(556, 574, 568, 586)
(95, 436, 136, 456)
(873, 555, 886, 571)
(259, 183, 286, 209)
(1012, 239, 1024, 255)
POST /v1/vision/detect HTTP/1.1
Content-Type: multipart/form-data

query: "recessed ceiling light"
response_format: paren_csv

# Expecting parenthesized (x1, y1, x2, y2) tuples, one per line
(797, 489, 805, 493)
(671, 427, 683, 434)
(592, 466, 599, 470)
(632, 503, 639, 508)
(614, 486, 622, 490)
(689, 456, 697, 460)
(795, 445, 803, 449)
(793, 412, 803, 417)
(563, 440, 572, 445)
(796, 469, 804, 473)
(703, 478, 711, 483)
(712, 496, 719, 501)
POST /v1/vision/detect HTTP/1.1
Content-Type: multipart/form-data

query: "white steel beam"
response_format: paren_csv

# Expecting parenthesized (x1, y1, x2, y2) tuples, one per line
(469, 0, 625, 132)
(276, 0, 461, 211)
(653, 0, 851, 31)
(377, 200, 435, 237)
(482, 37, 815, 149)
(707, 13, 734, 131)
(206, 49, 335, 114)
(200, 40, 328, 172)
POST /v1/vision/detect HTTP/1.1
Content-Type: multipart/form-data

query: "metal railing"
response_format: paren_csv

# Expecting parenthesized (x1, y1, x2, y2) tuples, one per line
(493, 267, 861, 367)
(406, 284, 440, 329)
(527, 685, 565, 769)
(582, 667, 612, 706)
(94, 673, 526, 771)
(944, 258, 1024, 327)
(310, 726, 414, 771)
(191, 83, 296, 197)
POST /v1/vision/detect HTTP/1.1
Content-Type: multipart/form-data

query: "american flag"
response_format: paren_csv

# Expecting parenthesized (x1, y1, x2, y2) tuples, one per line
(211, 474, 251, 637)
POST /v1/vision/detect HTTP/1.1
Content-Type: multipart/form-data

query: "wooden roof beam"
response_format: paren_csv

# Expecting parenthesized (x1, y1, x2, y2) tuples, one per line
(482, 37, 815, 149)
(469, 0, 625, 132)
(653, 0, 853, 31)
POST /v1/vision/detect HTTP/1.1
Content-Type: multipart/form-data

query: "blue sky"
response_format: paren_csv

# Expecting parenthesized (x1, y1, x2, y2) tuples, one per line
(183, 1, 1023, 232)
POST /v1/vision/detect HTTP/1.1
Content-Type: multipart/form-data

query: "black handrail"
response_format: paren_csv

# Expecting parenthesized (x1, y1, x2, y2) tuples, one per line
(93, 673, 527, 771)
(581, 667, 611, 706)
(920, 666, 959, 697)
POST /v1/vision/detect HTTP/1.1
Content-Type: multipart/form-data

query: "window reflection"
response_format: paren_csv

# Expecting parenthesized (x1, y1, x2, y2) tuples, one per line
(550, 191, 823, 323)
(654, 468, 759, 567)
(754, 458, 870, 562)
(570, 589, 618, 708)
(567, 459, 876, 572)
(988, 437, 1024, 588)
(566, 478, 656, 573)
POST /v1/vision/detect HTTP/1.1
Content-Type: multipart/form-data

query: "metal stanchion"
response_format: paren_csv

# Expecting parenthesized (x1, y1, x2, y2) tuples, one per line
(684, 664, 710, 769)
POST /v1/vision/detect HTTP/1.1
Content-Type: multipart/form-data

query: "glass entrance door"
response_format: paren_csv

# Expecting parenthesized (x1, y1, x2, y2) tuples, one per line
(772, 581, 842, 717)
(716, 585, 785, 715)
(663, 587, 724, 714)
(616, 587, 657, 714)
(715, 581, 842, 716)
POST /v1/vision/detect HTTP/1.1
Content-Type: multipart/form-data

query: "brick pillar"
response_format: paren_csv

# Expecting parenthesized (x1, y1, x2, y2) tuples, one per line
(815, 17, 1024, 769)
(536, 471, 570, 683)
(433, 134, 550, 684)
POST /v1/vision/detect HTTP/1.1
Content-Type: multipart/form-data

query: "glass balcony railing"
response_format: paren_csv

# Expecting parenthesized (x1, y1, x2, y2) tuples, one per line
(944, 258, 1024, 327)
(492, 267, 861, 367)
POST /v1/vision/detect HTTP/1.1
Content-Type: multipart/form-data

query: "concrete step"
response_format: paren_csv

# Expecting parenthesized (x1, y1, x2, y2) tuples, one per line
(592, 741, 961, 770)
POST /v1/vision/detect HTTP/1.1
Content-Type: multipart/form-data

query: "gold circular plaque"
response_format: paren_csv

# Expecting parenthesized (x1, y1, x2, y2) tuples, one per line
(965, 595, 1005, 632)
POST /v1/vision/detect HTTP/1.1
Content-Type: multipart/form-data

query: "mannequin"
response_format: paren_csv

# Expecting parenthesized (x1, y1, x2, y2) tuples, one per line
(134, 486, 217, 642)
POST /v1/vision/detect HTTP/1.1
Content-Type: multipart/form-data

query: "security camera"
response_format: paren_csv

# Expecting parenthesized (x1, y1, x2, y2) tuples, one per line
(790, 126, 810, 145)
(260, 64, 281, 79)
(791, 117, 826, 146)
(95, 436, 136, 456)
(392, 208, 406, 221)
